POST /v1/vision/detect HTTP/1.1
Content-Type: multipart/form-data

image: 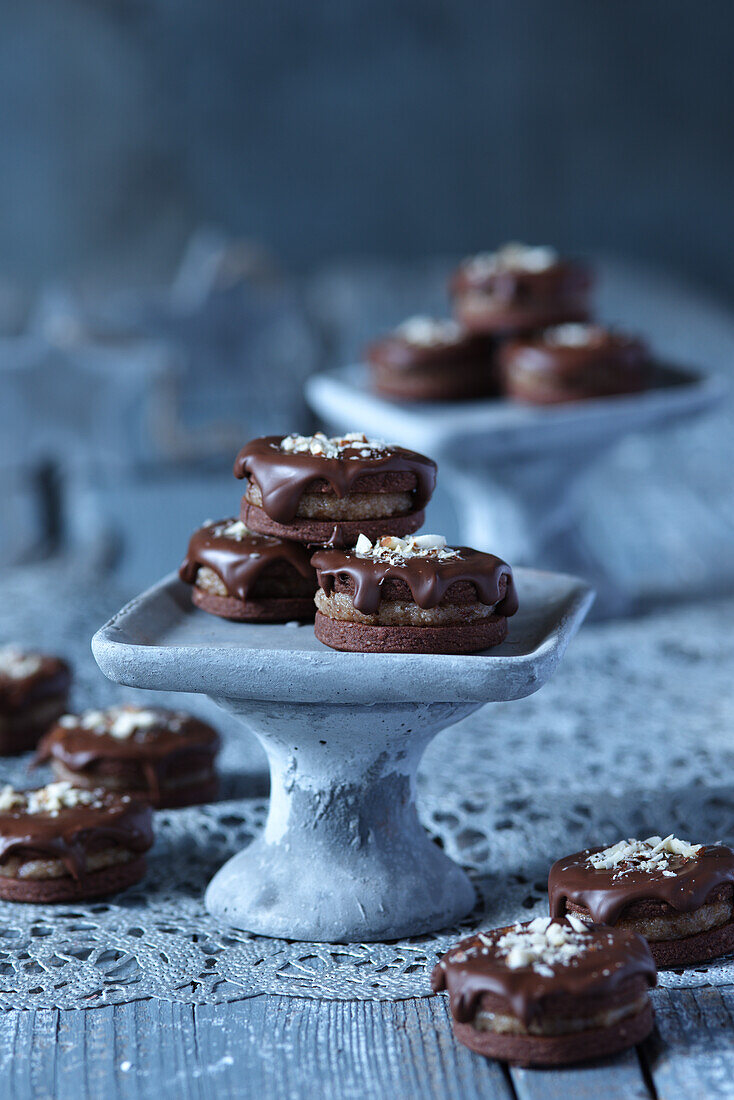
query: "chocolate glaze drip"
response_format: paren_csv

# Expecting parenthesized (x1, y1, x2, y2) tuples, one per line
(311, 547, 518, 617)
(366, 331, 494, 373)
(0, 795, 153, 880)
(549, 844, 734, 925)
(179, 520, 315, 601)
(233, 436, 437, 524)
(36, 712, 220, 804)
(451, 259, 592, 302)
(431, 920, 656, 1026)
(0, 655, 71, 715)
(500, 330, 650, 382)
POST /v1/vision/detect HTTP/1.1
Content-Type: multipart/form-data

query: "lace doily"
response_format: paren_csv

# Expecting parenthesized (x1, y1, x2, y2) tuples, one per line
(1, 779, 733, 1010)
(1, 567, 734, 1007)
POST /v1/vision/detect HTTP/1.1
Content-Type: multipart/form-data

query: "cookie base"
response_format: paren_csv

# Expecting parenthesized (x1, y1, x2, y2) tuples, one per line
(192, 586, 315, 623)
(241, 501, 426, 547)
(650, 916, 734, 969)
(503, 376, 647, 405)
(314, 610, 508, 654)
(451, 1000, 654, 1067)
(0, 855, 147, 904)
(0, 695, 69, 755)
(371, 365, 498, 403)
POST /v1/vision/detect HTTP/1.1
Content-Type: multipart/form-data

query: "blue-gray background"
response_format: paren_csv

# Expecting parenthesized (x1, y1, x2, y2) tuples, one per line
(2, 1, 733, 296)
(2, 0, 734, 609)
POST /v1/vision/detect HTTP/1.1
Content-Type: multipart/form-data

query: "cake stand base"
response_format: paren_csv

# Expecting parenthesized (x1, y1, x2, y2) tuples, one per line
(205, 698, 477, 941)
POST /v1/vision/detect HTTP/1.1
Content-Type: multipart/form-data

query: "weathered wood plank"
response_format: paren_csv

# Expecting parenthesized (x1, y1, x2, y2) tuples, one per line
(0, 997, 515, 1100)
(644, 987, 734, 1100)
(511, 1048, 651, 1100)
(6, 988, 734, 1099)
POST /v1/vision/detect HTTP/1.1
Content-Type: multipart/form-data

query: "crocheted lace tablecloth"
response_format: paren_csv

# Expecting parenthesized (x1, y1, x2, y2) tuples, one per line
(1, 565, 733, 1008)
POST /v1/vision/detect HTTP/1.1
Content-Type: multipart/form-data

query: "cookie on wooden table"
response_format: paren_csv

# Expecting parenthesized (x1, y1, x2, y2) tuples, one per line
(36, 705, 220, 809)
(499, 323, 651, 404)
(0, 645, 72, 755)
(0, 781, 153, 903)
(234, 433, 437, 548)
(311, 533, 517, 654)
(366, 316, 498, 402)
(549, 834, 734, 968)
(450, 243, 592, 335)
(179, 518, 317, 621)
(432, 916, 656, 1067)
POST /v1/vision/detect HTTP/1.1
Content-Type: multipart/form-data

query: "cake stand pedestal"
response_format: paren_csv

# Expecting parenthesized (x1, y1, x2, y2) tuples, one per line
(306, 363, 722, 581)
(92, 568, 593, 942)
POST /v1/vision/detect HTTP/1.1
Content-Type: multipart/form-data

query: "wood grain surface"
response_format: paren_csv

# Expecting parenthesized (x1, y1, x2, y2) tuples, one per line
(1, 988, 733, 1099)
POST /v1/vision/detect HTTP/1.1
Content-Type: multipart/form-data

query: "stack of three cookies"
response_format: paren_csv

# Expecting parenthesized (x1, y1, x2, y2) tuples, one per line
(368, 242, 651, 405)
(180, 431, 518, 654)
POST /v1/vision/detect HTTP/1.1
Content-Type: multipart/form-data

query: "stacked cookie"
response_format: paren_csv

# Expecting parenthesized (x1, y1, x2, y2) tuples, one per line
(367, 242, 652, 404)
(0, 780, 153, 903)
(0, 645, 71, 755)
(181, 431, 438, 624)
(180, 431, 519, 655)
(0, 650, 223, 904)
(434, 831, 734, 1067)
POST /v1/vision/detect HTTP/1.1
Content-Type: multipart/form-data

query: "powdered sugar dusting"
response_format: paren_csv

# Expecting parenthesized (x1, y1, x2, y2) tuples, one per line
(587, 835, 703, 878)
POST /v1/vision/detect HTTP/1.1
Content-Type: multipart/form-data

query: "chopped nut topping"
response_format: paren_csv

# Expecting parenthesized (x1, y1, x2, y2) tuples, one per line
(0, 646, 43, 680)
(447, 918, 594, 977)
(463, 243, 558, 278)
(276, 432, 390, 459)
(394, 316, 462, 347)
(59, 705, 183, 740)
(0, 782, 102, 816)
(0, 785, 25, 812)
(543, 323, 601, 347)
(587, 835, 703, 878)
(497, 917, 592, 975)
(209, 519, 252, 541)
(353, 533, 460, 564)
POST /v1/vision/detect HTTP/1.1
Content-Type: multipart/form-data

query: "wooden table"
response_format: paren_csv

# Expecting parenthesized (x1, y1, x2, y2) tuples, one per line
(2, 988, 730, 1098)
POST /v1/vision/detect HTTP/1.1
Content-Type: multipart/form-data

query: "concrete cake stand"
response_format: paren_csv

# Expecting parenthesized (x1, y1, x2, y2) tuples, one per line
(306, 363, 721, 580)
(92, 568, 593, 943)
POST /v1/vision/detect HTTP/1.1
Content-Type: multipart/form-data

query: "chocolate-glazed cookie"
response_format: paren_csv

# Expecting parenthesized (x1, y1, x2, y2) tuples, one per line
(549, 835, 734, 969)
(432, 916, 656, 1066)
(312, 533, 517, 654)
(366, 317, 499, 402)
(36, 705, 220, 809)
(500, 323, 651, 404)
(234, 433, 437, 548)
(450, 243, 592, 335)
(0, 645, 72, 755)
(179, 518, 317, 621)
(0, 781, 153, 903)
